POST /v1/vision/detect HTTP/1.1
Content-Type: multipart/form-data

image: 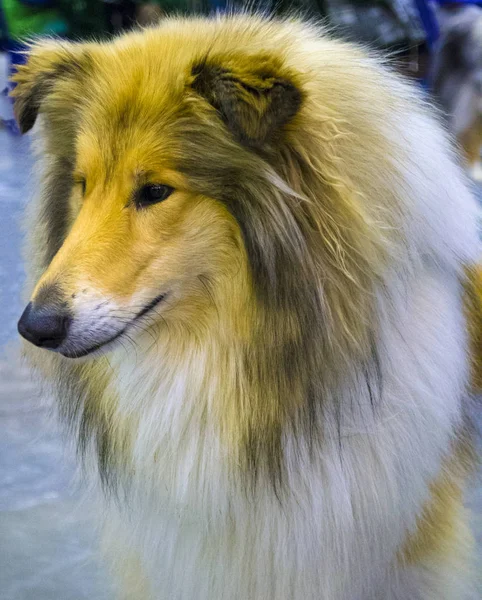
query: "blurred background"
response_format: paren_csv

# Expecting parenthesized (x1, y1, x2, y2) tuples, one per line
(0, 1, 481, 598)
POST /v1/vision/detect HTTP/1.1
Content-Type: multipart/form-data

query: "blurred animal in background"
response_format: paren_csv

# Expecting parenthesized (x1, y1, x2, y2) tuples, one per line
(431, 2, 482, 177)
(12, 14, 482, 600)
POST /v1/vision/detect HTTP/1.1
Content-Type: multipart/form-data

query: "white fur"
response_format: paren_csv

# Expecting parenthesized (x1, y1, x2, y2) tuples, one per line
(28, 21, 481, 600)
(66, 285, 124, 351)
(96, 264, 473, 600)
(85, 78, 479, 600)
(97, 122, 481, 596)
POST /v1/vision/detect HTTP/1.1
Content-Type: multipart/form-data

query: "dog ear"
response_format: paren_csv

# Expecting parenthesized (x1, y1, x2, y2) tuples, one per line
(10, 41, 89, 134)
(191, 57, 302, 149)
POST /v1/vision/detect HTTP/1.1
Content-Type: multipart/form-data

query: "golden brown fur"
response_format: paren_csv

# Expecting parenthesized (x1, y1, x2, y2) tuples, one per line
(12, 20, 395, 483)
(400, 432, 477, 583)
(459, 119, 482, 168)
(464, 266, 482, 392)
(11, 14, 482, 600)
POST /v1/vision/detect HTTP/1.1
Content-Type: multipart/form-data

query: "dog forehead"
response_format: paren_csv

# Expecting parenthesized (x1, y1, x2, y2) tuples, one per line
(75, 122, 177, 182)
(75, 62, 188, 168)
(87, 60, 185, 121)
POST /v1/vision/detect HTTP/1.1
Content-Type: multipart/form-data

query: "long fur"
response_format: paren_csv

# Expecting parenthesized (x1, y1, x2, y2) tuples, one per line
(12, 14, 482, 599)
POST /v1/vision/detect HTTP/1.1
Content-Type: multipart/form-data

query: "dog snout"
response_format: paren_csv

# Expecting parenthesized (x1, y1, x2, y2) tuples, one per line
(18, 300, 71, 350)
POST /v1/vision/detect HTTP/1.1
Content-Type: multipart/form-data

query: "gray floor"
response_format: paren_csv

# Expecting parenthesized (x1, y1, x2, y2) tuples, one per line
(0, 127, 113, 599)
(0, 87, 481, 599)
(0, 356, 113, 600)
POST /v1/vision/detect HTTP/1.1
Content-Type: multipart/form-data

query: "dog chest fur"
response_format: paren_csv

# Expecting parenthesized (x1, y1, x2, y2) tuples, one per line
(98, 267, 470, 600)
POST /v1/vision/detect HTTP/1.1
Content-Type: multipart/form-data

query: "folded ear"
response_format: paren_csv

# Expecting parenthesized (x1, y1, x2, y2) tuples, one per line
(191, 56, 302, 149)
(10, 41, 89, 134)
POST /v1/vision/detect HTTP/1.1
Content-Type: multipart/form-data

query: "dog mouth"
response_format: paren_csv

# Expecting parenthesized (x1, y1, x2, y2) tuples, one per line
(60, 292, 168, 359)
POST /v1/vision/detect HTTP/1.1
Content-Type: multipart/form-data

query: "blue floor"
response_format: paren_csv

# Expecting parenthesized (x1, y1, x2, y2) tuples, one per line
(0, 130, 30, 347)
(0, 126, 113, 599)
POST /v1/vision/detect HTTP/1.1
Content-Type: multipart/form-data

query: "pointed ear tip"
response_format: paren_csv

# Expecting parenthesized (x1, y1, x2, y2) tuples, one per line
(18, 124, 31, 135)
(13, 105, 35, 134)
(191, 60, 220, 89)
(191, 60, 206, 76)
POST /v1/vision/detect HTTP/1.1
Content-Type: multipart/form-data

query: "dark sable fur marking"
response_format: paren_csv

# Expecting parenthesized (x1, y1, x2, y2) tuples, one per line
(178, 71, 380, 490)
(177, 94, 323, 490)
(191, 58, 302, 150)
(54, 361, 122, 495)
(15, 78, 43, 134)
(14, 51, 92, 133)
(40, 157, 74, 267)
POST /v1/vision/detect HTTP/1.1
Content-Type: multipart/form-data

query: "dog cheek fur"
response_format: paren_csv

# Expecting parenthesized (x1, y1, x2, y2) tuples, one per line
(173, 111, 387, 489)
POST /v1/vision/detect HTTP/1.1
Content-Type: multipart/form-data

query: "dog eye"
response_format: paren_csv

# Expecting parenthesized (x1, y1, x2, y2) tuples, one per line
(74, 177, 86, 196)
(136, 184, 174, 209)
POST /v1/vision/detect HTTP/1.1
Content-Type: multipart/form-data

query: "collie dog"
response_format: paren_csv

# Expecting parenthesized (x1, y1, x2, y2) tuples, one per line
(13, 14, 482, 600)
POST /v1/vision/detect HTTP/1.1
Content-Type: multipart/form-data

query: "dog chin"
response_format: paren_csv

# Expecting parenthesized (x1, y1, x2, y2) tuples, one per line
(57, 330, 125, 359)
(58, 341, 113, 359)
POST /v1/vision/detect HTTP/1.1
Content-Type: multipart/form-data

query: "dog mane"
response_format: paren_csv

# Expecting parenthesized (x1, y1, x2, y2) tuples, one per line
(19, 14, 478, 494)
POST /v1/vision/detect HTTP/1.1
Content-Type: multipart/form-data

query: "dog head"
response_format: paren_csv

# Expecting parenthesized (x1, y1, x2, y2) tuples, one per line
(13, 26, 306, 357)
(14, 19, 384, 363)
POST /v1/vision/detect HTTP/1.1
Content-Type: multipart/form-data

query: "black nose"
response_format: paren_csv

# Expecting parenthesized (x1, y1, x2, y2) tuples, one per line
(18, 302, 71, 350)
